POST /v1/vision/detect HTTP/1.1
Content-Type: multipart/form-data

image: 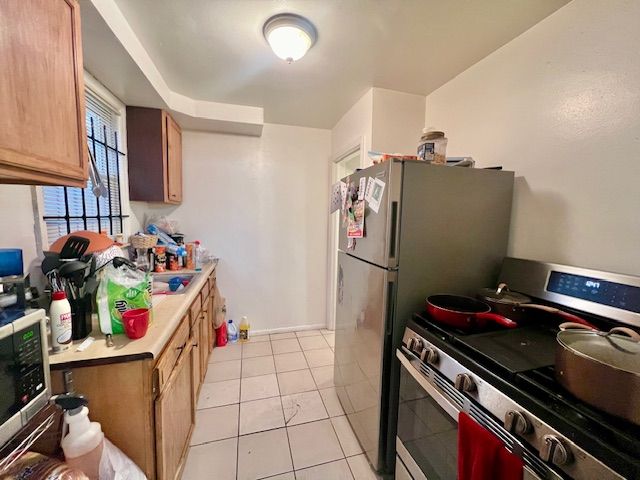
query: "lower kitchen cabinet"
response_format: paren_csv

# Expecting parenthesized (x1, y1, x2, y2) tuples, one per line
(50, 271, 217, 479)
(156, 342, 194, 480)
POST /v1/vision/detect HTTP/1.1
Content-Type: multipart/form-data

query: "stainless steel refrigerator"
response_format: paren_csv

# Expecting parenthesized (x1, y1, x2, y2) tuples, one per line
(334, 160, 514, 475)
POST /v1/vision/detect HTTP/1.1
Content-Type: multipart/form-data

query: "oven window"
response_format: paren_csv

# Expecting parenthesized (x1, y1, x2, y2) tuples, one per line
(397, 365, 458, 479)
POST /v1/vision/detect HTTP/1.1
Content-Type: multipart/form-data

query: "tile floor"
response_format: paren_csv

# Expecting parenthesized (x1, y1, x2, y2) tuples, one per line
(183, 329, 380, 480)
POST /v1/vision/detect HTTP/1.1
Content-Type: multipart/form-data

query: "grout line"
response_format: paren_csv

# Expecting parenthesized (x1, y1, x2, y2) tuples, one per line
(292, 457, 354, 478)
(236, 359, 243, 479)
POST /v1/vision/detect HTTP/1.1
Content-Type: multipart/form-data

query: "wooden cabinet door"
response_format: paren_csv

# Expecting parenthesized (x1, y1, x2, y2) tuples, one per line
(191, 315, 202, 399)
(155, 343, 194, 480)
(165, 113, 182, 203)
(0, 0, 87, 187)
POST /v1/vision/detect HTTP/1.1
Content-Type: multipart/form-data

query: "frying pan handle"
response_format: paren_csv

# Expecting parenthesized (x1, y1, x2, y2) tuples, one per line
(475, 312, 518, 329)
(521, 304, 596, 328)
(609, 327, 640, 341)
(551, 309, 596, 328)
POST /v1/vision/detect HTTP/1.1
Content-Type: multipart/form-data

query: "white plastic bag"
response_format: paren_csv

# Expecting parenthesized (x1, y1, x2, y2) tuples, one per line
(98, 438, 147, 480)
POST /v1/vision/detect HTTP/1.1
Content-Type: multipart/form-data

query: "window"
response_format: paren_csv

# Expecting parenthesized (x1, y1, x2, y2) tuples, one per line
(43, 88, 128, 243)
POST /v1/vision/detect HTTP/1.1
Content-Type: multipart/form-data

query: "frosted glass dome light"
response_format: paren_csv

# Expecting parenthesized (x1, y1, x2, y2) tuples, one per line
(263, 14, 317, 63)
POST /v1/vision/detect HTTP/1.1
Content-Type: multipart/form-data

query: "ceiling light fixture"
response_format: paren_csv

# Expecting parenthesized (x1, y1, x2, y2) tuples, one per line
(263, 13, 317, 63)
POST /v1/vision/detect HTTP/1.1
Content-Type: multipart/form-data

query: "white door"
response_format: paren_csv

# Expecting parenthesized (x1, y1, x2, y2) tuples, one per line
(326, 146, 362, 330)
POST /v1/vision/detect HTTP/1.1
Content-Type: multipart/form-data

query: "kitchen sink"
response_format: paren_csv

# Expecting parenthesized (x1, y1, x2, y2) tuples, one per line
(152, 272, 200, 295)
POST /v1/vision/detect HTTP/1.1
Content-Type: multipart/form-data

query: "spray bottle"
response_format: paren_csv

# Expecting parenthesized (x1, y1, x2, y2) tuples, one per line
(54, 393, 146, 480)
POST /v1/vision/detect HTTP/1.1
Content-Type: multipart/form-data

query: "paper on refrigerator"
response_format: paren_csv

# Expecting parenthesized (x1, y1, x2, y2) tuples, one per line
(329, 181, 343, 213)
(347, 200, 365, 238)
(367, 178, 386, 213)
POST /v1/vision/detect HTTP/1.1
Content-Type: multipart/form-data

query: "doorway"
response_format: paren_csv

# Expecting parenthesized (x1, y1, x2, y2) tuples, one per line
(326, 144, 362, 330)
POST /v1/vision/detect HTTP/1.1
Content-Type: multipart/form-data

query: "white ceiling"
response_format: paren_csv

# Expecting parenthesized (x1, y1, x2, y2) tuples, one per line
(104, 0, 569, 129)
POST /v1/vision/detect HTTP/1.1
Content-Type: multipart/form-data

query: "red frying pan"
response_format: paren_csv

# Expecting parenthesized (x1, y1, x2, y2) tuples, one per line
(426, 294, 518, 331)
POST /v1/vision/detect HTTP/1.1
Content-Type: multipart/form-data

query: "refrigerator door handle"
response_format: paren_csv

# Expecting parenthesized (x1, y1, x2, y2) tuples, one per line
(385, 277, 397, 336)
(389, 201, 399, 260)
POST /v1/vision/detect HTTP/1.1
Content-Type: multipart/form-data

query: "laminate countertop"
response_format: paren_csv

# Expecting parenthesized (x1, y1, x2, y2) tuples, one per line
(48, 261, 216, 370)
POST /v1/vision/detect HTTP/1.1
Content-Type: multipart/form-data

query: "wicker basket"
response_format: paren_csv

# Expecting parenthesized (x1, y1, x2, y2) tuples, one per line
(130, 234, 158, 249)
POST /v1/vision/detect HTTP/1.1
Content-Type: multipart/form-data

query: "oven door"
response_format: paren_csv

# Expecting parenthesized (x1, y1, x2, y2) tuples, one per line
(396, 349, 550, 480)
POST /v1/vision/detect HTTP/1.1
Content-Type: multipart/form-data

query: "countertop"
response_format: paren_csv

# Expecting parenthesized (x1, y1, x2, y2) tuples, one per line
(48, 261, 216, 370)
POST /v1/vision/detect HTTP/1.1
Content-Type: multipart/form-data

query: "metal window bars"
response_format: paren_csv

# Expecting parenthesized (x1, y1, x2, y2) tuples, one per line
(43, 116, 129, 238)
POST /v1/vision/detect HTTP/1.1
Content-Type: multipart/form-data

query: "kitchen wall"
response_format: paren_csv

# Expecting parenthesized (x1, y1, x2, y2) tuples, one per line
(331, 88, 373, 159)
(424, 0, 640, 275)
(0, 185, 41, 277)
(132, 124, 332, 333)
(330, 87, 425, 162)
(371, 88, 425, 157)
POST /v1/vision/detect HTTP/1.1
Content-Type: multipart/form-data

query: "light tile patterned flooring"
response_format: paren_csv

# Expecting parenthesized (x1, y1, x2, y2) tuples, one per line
(183, 329, 380, 480)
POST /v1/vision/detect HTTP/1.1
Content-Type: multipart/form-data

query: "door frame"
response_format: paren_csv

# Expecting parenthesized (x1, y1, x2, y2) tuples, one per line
(326, 137, 365, 330)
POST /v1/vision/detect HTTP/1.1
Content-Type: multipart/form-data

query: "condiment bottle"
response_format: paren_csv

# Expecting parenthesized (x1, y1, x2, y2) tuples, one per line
(50, 291, 72, 352)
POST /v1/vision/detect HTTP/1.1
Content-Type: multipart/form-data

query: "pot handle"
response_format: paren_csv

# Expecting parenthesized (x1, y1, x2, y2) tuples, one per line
(608, 327, 640, 341)
(475, 312, 518, 328)
(496, 283, 509, 295)
(558, 322, 594, 331)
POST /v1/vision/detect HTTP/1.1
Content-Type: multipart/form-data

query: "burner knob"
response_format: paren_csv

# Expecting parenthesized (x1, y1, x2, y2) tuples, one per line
(420, 347, 439, 365)
(540, 435, 573, 466)
(504, 410, 532, 435)
(454, 373, 476, 392)
(407, 336, 423, 353)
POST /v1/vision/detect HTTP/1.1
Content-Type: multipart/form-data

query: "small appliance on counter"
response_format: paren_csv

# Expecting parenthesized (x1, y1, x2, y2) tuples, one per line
(0, 309, 50, 448)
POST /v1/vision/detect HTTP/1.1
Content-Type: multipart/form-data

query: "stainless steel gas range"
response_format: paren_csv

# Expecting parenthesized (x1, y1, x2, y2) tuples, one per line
(395, 258, 640, 480)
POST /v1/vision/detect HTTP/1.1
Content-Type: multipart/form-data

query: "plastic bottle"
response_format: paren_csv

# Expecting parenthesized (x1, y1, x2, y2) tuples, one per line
(50, 291, 72, 352)
(239, 316, 250, 342)
(227, 319, 238, 343)
(56, 394, 146, 480)
(194, 240, 203, 271)
(61, 405, 104, 479)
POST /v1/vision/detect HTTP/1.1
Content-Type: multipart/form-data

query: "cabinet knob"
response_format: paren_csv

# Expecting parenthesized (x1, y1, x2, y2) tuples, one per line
(504, 410, 532, 435)
(454, 373, 476, 392)
(540, 435, 573, 466)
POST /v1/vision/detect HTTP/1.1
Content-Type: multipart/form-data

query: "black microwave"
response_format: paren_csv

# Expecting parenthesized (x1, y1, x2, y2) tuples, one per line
(0, 309, 50, 447)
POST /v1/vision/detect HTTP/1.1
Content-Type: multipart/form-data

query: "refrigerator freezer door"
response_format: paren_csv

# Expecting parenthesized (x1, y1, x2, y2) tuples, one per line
(334, 251, 396, 472)
(339, 161, 402, 269)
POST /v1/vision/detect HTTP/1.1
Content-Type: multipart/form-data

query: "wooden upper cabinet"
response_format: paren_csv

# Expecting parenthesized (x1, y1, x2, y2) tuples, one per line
(127, 107, 183, 204)
(0, 0, 88, 187)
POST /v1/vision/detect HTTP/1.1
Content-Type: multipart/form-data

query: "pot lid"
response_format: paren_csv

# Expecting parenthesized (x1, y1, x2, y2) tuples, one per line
(558, 330, 640, 374)
(478, 287, 530, 305)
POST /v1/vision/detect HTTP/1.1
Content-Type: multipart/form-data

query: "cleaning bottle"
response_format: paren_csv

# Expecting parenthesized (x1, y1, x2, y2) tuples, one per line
(239, 316, 250, 342)
(227, 319, 238, 343)
(194, 240, 203, 271)
(55, 394, 145, 480)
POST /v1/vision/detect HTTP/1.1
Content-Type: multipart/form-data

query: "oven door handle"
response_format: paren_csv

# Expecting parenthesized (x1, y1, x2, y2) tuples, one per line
(397, 349, 460, 421)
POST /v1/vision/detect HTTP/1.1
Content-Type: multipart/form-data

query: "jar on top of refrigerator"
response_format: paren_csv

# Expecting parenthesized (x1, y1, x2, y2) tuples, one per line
(417, 129, 448, 165)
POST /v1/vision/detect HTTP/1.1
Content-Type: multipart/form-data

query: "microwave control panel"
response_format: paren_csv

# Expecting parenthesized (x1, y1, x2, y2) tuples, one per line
(13, 323, 45, 406)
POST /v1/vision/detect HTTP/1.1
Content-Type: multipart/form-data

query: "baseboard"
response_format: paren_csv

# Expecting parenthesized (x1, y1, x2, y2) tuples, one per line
(252, 323, 329, 336)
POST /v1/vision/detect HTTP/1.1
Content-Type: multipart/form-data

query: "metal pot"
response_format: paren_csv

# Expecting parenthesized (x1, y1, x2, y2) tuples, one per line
(555, 322, 640, 425)
(426, 294, 518, 331)
(478, 283, 595, 328)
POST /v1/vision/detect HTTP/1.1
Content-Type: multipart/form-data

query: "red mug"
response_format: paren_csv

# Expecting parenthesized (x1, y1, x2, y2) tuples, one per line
(122, 308, 150, 339)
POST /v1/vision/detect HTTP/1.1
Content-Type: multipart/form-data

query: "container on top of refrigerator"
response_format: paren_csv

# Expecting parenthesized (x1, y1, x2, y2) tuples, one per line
(417, 128, 448, 164)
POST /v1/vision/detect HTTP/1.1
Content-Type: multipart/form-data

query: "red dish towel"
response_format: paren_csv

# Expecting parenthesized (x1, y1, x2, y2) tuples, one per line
(458, 412, 524, 480)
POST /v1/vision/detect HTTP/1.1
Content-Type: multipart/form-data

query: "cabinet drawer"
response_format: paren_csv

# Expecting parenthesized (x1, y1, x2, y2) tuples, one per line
(155, 316, 190, 393)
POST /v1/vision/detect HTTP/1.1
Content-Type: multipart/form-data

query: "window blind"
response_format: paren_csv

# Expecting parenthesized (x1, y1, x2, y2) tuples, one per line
(43, 89, 127, 244)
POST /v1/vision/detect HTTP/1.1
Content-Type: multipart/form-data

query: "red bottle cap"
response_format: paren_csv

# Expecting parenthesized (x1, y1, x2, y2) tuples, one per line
(52, 291, 67, 301)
